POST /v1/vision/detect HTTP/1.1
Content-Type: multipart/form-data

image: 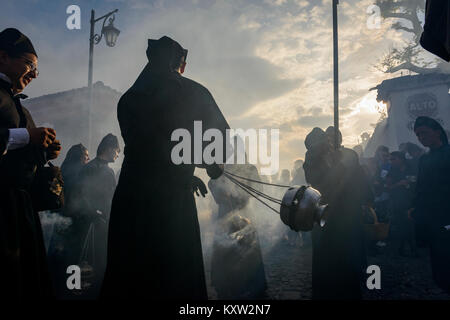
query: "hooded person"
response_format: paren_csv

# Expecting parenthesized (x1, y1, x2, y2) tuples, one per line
(0, 28, 61, 298)
(411, 116, 450, 293)
(101, 36, 230, 299)
(303, 126, 373, 300)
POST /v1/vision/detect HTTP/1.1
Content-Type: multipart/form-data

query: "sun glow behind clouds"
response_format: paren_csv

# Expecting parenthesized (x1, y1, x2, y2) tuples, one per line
(354, 91, 387, 116)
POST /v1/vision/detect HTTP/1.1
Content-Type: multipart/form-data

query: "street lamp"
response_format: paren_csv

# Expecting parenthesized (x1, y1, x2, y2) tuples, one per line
(87, 8, 120, 150)
(102, 18, 120, 47)
(332, 0, 339, 150)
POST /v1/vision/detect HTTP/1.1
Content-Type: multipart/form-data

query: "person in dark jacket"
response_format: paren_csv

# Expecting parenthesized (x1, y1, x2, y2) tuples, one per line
(304, 127, 372, 300)
(0, 28, 61, 298)
(101, 36, 229, 299)
(410, 116, 450, 294)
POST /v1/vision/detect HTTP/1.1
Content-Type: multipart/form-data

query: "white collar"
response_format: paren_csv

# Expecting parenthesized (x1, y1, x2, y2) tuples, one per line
(0, 73, 12, 84)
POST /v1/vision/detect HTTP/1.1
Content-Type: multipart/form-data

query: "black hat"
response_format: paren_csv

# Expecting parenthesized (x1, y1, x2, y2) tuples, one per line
(0, 28, 37, 57)
(414, 116, 448, 145)
(146, 36, 187, 72)
(305, 127, 327, 150)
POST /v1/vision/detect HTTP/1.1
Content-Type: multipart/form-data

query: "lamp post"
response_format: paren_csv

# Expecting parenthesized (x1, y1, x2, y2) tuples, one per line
(87, 8, 120, 150)
(332, 0, 339, 150)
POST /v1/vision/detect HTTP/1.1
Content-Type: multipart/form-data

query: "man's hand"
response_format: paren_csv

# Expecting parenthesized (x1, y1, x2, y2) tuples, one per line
(27, 127, 56, 148)
(192, 176, 208, 197)
(46, 139, 61, 160)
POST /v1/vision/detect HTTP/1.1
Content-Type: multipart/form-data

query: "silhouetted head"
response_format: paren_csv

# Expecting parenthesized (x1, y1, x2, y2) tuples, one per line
(293, 159, 304, 172)
(325, 126, 342, 148)
(61, 144, 89, 172)
(280, 169, 290, 184)
(0, 28, 38, 94)
(414, 116, 448, 150)
(146, 36, 188, 74)
(305, 127, 328, 152)
(389, 151, 406, 169)
(97, 133, 120, 163)
(375, 145, 389, 164)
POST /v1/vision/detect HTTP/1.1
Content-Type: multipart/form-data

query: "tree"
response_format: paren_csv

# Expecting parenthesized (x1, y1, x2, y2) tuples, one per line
(375, 0, 450, 74)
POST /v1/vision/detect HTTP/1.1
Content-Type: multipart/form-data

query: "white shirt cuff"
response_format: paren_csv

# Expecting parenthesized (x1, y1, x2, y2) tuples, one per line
(8, 128, 30, 150)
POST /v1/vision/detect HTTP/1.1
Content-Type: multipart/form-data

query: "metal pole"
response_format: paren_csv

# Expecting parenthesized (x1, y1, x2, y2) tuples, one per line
(88, 9, 95, 151)
(333, 0, 339, 149)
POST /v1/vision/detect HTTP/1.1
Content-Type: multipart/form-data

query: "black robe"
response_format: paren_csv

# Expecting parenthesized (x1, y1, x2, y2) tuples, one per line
(412, 144, 450, 293)
(0, 127, 8, 156)
(0, 79, 52, 298)
(304, 147, 372, 300)
(421, 0, 450, 62)
(101, 64, 229, 299)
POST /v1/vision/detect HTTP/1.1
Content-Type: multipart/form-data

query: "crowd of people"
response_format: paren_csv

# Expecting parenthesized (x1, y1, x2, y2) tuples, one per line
(0, 26, 449, 301)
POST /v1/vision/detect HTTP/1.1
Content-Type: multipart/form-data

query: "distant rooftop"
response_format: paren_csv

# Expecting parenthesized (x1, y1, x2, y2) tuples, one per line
(25, 81, 121, 104)
(371, 73, 450, 102)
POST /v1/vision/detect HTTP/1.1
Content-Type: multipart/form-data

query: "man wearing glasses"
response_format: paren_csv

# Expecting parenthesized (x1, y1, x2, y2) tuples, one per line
(0, 28, 61, 298)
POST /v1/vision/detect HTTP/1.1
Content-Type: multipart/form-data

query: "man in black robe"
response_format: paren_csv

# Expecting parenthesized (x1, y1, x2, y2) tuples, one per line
(304, 127, 372, 300)
(0, 28, 61, 298)
(101, 36, 229, 299)
(410, 116, 450, 294)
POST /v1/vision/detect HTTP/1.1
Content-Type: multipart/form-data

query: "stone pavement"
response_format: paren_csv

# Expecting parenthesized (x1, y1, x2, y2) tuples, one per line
(204, 241, 450, 300)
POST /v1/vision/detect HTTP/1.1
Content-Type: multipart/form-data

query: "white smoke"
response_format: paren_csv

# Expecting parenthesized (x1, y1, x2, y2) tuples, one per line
(38, 211, 72, 252)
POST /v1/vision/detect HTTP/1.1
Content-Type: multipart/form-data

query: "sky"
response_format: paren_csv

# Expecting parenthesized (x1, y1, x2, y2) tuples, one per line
(0, 0, 426, 173)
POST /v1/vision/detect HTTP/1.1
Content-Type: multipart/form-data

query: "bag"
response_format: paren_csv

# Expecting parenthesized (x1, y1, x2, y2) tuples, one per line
(31, 162, 64, 211)
(363, 206, 390, 241)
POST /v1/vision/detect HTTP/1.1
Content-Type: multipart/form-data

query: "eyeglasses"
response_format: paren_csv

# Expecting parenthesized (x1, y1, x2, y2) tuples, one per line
(19, 57, 39, 77)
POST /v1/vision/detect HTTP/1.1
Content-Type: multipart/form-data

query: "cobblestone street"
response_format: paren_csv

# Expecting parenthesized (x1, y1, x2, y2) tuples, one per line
(205, 241, 450, 300)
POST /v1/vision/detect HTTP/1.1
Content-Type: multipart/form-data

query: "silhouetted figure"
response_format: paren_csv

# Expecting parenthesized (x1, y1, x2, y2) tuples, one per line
(370, 145, 391, 223)
(291, 160, 308, 246)
(385, 151, 416, 257)
(304, 127, 372, 300)
(101, 36, 229, 299)
(291, 159, 306, 186)
(76, 134, 119, 298)
(208, 161, 267, 299)
(48, 143, 89, 299)
(61, 144, 89, 203)
(411, 116, 450, 294)
(0, 28, 61, 298)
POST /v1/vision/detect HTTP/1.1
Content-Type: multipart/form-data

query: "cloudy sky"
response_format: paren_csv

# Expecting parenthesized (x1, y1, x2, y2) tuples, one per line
(1, 0, 425, 173)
